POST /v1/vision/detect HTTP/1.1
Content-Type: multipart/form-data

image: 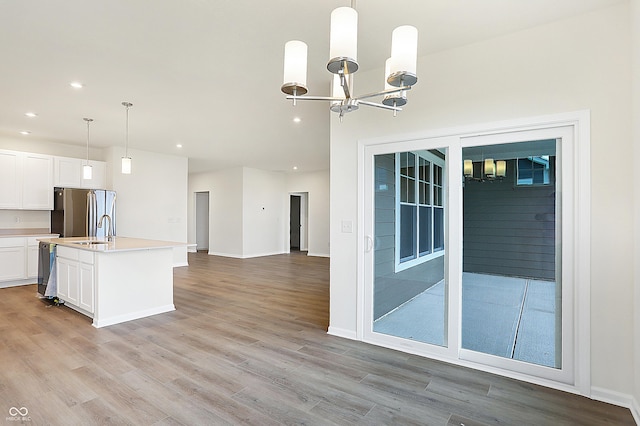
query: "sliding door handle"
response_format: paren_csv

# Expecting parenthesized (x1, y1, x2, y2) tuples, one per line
(365, 235, 374, 253)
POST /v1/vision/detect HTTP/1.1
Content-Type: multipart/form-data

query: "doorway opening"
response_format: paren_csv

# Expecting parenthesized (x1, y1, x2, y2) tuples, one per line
(195, 191, 210, 253)
(289, 192, 308, 252)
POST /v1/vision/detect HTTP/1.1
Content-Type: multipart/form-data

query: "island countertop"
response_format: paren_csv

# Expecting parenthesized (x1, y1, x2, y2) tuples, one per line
(38, 236, 185, 253)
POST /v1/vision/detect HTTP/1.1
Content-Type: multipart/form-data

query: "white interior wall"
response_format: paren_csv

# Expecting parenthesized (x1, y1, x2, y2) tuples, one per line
(188, 167, 330, 259)
(0, 135, 106, 161)
(242, 167, 286, 257)
(0, 210, 49, 229)
(631, 0, 640, 417)
(188, 168, 244, 257)
(106, 146, 188, 244)
(286, 170, 330, 257)
(329, 3, 634, 399)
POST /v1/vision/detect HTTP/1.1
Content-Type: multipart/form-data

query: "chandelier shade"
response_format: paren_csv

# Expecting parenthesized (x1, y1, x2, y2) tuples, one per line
(464, 158, 507, 181)
(282, 41, 308, 96)
(328, 7, 358, 74)
(463, 159, 473, 177)
(383, 57, 407, 108)
(484, 159, 496, 177)
(388, 25, 418, 86)
(281, 4, 418, 120)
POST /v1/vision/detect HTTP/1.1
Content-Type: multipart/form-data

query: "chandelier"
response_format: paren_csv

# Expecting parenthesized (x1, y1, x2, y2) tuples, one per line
(463, 159, 507, 182)
(281, 4, 418, 120)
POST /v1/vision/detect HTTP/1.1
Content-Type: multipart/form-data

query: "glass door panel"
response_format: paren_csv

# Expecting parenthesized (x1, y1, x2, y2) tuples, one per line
(461, 139, 560, 368)
(372, 149, 447, 346)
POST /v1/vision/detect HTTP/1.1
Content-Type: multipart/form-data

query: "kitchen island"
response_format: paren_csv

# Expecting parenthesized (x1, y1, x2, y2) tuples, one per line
(39, 236, 184, 328)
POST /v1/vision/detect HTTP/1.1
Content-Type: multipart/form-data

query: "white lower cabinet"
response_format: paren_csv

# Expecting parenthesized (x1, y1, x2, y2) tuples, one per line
(78, 256, 95, 313)
(0, 238, 26, 281)
(27, 238, 39, 278)
(0, 235, 58, 286)
(56, 246, 94, 315)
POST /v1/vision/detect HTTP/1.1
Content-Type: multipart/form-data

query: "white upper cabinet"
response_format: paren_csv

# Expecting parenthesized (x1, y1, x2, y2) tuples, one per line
(54, 156, 82, 188)
(22, 153, 54, 209)
(0, 150, 53, 210)
(0, 151, 21, 209)
(54, 156, 106, 189)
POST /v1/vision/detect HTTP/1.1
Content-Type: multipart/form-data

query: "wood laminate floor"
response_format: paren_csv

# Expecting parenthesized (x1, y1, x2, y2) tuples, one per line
(0, 252, 634, 425)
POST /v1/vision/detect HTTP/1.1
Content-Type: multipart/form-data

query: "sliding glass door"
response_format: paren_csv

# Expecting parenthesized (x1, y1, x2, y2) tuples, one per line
(371, 149, 447, 347)
(361, 122, 581, 386)
(461, 140, 560, 369)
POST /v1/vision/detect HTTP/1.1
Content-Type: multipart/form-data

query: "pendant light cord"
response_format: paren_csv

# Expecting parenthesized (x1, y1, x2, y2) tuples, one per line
(83, 117, 93, 165)
(122, 102, 133, 157)
(125, 104, 129, 157)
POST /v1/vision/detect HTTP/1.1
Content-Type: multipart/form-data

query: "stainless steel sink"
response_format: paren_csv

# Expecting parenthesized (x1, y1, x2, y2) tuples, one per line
(71, 241, 109, 246)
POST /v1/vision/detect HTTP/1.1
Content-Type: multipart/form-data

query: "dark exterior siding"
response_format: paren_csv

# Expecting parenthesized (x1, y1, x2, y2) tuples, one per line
(463, 159, 556, 280)
(374, 153, 444, 320)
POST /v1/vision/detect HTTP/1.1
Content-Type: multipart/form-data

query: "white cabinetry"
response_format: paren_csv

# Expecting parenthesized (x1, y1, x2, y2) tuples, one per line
(0, 238, 26, 281)
(0, 150, 53, 210)
(0, 151, 20, 208)
(56, 245, 94, 315)
(54, 157, 82, 188)
(54, 156, 106, 189)
(0, 234, 58, 287)
(23, 153, 54, 209)
(26, 237, 39, 278)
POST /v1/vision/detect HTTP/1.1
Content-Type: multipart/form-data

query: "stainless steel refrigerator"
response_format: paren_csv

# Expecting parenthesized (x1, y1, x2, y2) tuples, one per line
(51, 187, 117, 238)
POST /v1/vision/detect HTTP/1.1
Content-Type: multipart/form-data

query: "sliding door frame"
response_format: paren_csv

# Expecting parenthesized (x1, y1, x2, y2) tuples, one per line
(356, 110, 591, 395)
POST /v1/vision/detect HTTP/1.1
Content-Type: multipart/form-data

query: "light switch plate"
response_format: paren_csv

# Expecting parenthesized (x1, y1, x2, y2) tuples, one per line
(341, 220, 353, 233)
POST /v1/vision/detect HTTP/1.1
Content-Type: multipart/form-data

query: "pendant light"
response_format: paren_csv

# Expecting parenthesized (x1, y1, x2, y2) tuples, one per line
(83, 118, 93, 180)
(121, 101, 133, 174)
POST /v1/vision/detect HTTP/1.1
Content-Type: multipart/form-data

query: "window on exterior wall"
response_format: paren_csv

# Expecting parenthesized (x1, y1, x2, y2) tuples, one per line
(397, 151, 445, 271)
(517, 156, 552, 185)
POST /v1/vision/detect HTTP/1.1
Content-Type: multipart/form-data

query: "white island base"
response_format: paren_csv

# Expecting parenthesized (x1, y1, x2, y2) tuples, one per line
(42, 236, 180, 328)
(93, 247, 175, 328)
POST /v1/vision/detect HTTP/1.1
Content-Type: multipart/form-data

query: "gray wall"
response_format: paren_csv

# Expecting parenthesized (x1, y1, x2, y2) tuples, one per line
(374, 153, 445, 320)
(463, 159, 556, 280)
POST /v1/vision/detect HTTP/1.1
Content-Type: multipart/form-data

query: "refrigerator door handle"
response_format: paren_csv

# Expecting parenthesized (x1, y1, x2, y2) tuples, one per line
(87, 191, 96, 237)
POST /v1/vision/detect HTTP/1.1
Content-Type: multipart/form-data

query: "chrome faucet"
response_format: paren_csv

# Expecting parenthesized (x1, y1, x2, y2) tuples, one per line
(98, 214, 114, 241)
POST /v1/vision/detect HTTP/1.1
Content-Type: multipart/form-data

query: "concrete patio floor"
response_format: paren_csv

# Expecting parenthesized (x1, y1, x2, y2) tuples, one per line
(373, 272, 558, 368)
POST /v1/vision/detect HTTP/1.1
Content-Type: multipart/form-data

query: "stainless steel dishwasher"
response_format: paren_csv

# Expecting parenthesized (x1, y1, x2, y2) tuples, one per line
(37, 241, 55, 297)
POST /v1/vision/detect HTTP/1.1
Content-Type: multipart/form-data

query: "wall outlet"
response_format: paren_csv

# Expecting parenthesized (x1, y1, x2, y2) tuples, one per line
(341, 220, 353, 233)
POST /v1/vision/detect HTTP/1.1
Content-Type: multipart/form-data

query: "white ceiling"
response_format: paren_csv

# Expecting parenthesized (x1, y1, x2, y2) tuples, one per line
(0, 0, 624, 173)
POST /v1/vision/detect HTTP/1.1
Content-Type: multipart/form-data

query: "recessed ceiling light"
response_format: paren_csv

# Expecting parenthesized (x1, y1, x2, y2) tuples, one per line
(293, 117, 301, 123)
(20, 131, 31, 135)
(25, 112, 37, 118)
(69, 81, 84, 89)
(293, 166, 298, 170)
(176, 144, 183, 148)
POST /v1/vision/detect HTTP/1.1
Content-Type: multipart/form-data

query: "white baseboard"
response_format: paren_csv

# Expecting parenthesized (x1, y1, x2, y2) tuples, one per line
(327, 326, 357, 340)
(591, 386, 638, 421)
(92, 304, 175, 328)
(631, 396, 640, 425)
(307, 252, 330, 258)
(0, 279, 36, 289)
